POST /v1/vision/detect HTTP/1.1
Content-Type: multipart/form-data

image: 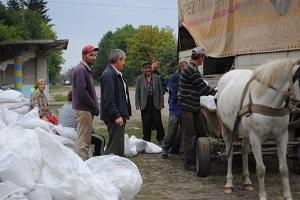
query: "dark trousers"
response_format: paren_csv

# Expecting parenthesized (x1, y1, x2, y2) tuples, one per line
(104, 121, 125, 156)
(141, 96, 165, 142)
(162, 113, 180, 151)
(181, 110, 204, 167)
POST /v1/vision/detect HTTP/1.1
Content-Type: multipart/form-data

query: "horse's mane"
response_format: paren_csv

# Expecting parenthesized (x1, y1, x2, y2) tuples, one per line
(253, 58, 299, 96)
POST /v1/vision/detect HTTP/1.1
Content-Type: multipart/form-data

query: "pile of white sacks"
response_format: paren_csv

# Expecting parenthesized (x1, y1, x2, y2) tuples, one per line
(0, 89, 30, 114)
(0, 90, 144, 200)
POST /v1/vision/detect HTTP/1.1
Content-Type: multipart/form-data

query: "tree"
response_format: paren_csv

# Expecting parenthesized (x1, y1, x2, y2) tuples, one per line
(94, 25, 177, 85)
(7, 0, 21, 11)
(1, 1, 64, 85)
(48, 50, 64, 85)
(25, 0, 51, 23)
(93, 24, 137, 81)
(126, 25, 177, 84)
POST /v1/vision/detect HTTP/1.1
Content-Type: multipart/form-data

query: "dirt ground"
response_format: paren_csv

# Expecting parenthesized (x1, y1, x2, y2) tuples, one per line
(50, 86, 300, 200)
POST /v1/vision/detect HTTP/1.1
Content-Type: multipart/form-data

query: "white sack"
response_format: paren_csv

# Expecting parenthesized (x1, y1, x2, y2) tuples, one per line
(0, 127, 42, 181)
(145, 141, 162, 154)
(200, 95, 217, 110)
(34, 128, 120, 200)
(85, 155, 143, 200)
(53, 125, 77, 141)
(0, 152, 35, 190)
(129, 136, 147, 153)
(124, 134, 137, 157)
(0, 181, 27, 200)
(0, 102, 28, 110)
(10, 106, 30, 115)
(0, 90, 27, 103)
(19, 119, 54, 132)
(0, 108, 22, 126)
(26, 184, 52, 200)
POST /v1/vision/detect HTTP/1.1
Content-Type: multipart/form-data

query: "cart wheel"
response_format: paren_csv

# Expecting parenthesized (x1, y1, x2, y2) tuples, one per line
(196, 137, 211, 177)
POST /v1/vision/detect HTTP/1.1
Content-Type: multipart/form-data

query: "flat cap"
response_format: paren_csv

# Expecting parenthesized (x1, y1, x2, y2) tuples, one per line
(192, 47, 205, 55)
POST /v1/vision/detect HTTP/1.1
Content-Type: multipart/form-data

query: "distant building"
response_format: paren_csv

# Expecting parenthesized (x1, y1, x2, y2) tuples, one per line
(0, 39, 68, 98)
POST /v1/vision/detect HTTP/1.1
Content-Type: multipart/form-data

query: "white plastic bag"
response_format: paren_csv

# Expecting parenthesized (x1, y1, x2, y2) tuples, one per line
(145, 141, 162, 154)
(53, 125, 77, 141)
(200, 95, 217, 110)
(26, 184, 52, 200)
(0, 152, 36, 190)
(85, 155, 143, 200)
(129, 136, 147, 153)
(0, 181, 27, 200)
(0, 90, 24, 103)
(19, 119, 54, 132)
(35, 128, 120, 200)
(0, 108, 21, 126)
(124, 134, 137, 157)
(0, 127, 42, 182)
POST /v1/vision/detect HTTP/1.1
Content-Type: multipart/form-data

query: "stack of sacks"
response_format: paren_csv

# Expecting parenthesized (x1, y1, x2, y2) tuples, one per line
(0, 89, 30, 114)
(0, 123, 143, 199)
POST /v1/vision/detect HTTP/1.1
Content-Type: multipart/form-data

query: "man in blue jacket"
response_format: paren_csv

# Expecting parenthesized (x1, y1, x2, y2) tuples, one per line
(161, 59, 188, 159)
(100, 49, 131, 156)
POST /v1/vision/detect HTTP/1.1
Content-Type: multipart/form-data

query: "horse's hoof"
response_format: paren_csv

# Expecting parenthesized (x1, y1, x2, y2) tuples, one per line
(242, 184, 254, 191)
(224, 187, 233, 194)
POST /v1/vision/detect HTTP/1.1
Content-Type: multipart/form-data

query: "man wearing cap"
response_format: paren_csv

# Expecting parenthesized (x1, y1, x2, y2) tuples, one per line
(135, 62, 165, 145)
(178, 47, 216, 170)
(161, 59, 188, 159)
(72, 44, 99, 161)
(100, 49, 131, 156)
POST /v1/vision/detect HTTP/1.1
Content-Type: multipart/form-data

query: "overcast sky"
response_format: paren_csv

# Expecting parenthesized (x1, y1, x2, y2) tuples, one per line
(45, 0, 178, 72)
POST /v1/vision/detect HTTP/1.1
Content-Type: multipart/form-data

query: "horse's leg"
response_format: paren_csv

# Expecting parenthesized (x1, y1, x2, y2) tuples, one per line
(224, 133, 234, 194)
(249, 132, 267, 200)
(275, 130, 292, 200)
(241, 137, 254, 191)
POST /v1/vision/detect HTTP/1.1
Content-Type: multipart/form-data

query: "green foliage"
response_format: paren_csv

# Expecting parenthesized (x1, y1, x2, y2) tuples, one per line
(53, 94, 68, 102)
(93, 24, 137, 81)
(48, 50, 65, 85)
(94, 25, 177, 85)
(25, 0, 51, 23)
(7, 0, 21, 11)
(1, 1, 63, 85)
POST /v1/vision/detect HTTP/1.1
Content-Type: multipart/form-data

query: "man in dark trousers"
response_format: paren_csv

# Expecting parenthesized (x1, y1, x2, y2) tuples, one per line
(135, 62, 165, 145)
(100, 49, 131, 156)
(178, 47, 216, 170)
(161, 59, 188, 159)
(72, 44, 99, 161)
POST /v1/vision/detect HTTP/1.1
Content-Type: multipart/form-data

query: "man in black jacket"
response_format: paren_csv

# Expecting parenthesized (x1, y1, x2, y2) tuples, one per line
(100, 49, 131, 156)
(72, 44, 99, 161)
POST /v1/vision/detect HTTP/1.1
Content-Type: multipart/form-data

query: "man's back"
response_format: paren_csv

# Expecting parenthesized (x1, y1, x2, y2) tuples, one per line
(59, 102, 77, 129)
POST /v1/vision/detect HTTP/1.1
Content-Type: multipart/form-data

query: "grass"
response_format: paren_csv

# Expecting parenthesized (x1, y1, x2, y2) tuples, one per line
(53, 95, 68, 102)
(49, 85, 71, 93)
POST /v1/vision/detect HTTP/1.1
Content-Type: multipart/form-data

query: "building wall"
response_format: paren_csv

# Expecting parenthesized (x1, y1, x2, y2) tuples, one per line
(0, 57, 49, 98)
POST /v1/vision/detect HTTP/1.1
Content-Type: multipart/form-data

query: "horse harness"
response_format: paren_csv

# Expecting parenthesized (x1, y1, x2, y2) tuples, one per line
(227, 65, 300, 158)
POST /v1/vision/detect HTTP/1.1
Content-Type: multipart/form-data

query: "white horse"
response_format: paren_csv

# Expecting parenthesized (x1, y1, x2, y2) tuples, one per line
(217, 58, 300, 200)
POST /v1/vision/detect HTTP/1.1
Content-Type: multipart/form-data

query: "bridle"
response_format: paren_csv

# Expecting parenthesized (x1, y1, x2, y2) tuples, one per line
(225, 63, 300, 158)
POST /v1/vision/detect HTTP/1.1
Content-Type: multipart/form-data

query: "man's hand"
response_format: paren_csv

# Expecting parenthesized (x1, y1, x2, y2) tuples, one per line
(136, 105, 140, 110)
(115, 117, 124, 126)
